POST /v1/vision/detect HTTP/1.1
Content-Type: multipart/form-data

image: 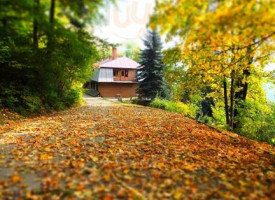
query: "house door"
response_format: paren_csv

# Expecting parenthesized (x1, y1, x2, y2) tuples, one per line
(91, 81, 99, 91)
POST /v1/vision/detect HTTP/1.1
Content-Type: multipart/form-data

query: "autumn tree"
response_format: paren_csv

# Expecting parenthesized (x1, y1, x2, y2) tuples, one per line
(137, 30, 169, 100)
(150, 0, 275, 129)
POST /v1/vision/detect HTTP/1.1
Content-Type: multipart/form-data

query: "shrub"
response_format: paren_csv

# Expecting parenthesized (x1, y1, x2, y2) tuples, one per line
(131, 97, 139, 104)
(0, 83, 43, 115)
(63, 88, 83, 107)
(149, 97, 198, 118)
(22, 95, 42, 113)
(236, 101, 275, 145)
(211, 101, 227, 129)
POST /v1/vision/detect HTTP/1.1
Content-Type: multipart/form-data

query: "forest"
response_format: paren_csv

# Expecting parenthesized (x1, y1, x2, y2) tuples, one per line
(0, 0, 114, 114)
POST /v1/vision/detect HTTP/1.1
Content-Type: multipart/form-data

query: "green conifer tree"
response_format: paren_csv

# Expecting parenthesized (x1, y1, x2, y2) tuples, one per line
(137, 30, 169, 100)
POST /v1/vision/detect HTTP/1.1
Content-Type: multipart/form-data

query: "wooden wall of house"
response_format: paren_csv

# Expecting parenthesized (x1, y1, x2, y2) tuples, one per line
(98, 83, 138, 98)
(113, 69, 136, 82)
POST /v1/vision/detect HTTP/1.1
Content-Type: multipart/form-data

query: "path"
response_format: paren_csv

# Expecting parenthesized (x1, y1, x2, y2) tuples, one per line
(0, 96, 274, 199)
(84, 95, 119, 107)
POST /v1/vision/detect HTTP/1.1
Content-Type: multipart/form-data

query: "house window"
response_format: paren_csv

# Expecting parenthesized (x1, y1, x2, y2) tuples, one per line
(121, 70, 125, 76)
(113, 70, 119, 76)
(125, 70, 128, 77)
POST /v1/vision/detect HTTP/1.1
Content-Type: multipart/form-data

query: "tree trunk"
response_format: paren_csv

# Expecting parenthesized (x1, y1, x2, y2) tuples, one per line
(50, 0, 55, 24)
(241, 47, 252, 101)
(2, 18, 7, 27)
(233, 61, 251, 128)
(230, 47, 252, 129)
(230, 71, 235, 129)
(33, 0, 40, 48)
(242, 69, 250, 101)
(47, 0, 55, 50)
(234, 69, 250, 102)
(223, 76, 230, 125)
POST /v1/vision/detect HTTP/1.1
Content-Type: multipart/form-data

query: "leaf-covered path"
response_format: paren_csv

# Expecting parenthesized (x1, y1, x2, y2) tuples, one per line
(0, 97, 274, 200)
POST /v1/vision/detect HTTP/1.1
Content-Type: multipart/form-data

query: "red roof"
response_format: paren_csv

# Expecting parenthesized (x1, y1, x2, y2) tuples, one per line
(99, 57, 140, 69)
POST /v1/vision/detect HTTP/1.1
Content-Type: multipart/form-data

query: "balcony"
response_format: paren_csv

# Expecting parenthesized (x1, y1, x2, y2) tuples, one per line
(113, 69, 136, 82)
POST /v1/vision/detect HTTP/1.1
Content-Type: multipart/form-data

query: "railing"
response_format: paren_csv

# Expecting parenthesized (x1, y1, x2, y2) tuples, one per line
(113, 76, 136, 82)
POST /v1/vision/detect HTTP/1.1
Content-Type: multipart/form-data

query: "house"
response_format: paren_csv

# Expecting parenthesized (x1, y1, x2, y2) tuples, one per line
(86, 47, 140, 98)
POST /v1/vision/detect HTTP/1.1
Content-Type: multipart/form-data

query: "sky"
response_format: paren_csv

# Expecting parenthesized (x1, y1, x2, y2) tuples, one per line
(265, 62, 275, 71)
(94, 0, 155, 52)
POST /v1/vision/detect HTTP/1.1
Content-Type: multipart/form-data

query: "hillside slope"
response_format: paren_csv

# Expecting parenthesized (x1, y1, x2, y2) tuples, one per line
(0, 100, 274, 199)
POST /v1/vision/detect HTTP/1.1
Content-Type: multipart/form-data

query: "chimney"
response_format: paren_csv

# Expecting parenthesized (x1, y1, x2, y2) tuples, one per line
(112, 47, 118, 60)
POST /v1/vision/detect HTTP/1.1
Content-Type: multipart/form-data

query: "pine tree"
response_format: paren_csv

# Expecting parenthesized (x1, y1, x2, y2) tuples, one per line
(137, 30, 169, 100)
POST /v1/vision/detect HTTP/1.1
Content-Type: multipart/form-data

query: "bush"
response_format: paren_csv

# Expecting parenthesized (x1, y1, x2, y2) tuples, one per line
(22, 95, 42, 113)
(0, 81, 84, 115)
(236, 101, 275, 145)
(149, 98, 198, 118)
(211, 101, 227, 129)
(131, 97, 139, 104)
(64, 88, 83, 107)
(45, 87, 83, 111)
(0, 83, 43, 115)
